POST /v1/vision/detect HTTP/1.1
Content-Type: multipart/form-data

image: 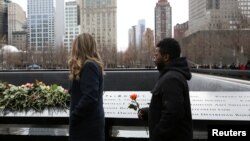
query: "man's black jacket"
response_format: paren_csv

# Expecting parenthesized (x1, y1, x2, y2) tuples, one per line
(141, 57, 193, 141)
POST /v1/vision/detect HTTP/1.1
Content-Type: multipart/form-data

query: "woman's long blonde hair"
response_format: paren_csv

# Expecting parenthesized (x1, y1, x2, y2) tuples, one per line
(68, 33, 104, 80)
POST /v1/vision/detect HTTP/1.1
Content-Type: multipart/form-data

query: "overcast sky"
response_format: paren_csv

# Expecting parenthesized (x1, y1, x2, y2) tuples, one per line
(11, 0, 188, 51)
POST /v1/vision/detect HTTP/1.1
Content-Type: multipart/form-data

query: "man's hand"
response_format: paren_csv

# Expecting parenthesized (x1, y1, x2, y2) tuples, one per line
(138, 109, 144, 120)
(137, 108, 148, 121)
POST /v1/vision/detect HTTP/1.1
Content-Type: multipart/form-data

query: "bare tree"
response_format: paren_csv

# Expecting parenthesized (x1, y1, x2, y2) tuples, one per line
(116, 51, 124, 68)
(123, 45, 137, 68)
(54, 43, 69, 69)
(141, 28, 154, 68)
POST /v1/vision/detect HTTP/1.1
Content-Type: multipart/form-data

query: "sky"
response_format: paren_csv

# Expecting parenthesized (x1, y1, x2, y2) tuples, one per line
(11, 0, 188, 51)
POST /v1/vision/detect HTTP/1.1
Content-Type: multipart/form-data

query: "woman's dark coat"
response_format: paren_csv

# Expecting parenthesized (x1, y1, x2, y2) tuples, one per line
(69, 61, 104, 141)
(141, 57, 193, 141)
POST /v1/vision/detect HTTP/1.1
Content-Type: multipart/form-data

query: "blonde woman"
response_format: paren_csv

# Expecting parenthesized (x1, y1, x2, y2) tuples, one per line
(68, 33, 104, 141)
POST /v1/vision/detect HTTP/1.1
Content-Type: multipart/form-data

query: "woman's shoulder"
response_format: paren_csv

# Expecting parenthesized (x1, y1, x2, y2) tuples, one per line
(82, 60, 100, 72)
(84, 60, 98, 66)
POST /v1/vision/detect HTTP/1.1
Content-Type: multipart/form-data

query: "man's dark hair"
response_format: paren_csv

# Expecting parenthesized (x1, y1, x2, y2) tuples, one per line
(156, 38, 181, 60)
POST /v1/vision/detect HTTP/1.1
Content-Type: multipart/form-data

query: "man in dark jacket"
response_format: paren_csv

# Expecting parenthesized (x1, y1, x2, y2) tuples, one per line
(138, 38, 193, 141)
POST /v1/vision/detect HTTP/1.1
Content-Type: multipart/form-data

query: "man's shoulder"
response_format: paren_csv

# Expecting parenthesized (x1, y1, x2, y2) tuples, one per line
(164, 70, 182, 77)
(162, 70, 187, 83)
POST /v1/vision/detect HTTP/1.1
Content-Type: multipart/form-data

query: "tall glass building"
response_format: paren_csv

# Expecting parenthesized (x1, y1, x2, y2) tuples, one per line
(136, 19, 145, 49)
(27, 0, 55, 51)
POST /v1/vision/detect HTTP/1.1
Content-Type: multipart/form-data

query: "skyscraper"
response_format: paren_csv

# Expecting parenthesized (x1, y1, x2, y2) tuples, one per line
(27, 0, 55, 51)
(77, 0, 117, 67)
(64, 1, 80, 52)
(136, 19, 145, 49)
(7, 2, 26, 45)
(55, 0, 64, 48)
(128, 25, 136, 48)
(128, 19, 146, 50)
(155, 0, 172, 44)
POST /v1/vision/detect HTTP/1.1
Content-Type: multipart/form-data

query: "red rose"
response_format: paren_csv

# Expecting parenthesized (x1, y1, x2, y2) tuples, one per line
(128, 92, 147, 135)
(128, 93, 139, 111)
(130, 93, 137, 100)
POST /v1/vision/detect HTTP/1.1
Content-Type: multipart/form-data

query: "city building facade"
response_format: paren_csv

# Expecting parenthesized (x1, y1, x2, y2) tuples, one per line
(0, 0, 8, 44)
(188, 0, 207, 35)
(12, 31, 27, 51)
(77, 0, 117, 67)
(64, 1, 80, 52)
(155, 0, 172, 44)
(239, 0, 250, 19)
(188, 0, 250, 35)
(27, 0, 55, 51)
(174, 21, 189, 41)
(7, 2, 26, 46)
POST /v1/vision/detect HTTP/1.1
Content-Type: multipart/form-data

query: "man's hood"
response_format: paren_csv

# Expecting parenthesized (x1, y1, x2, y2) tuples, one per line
(159, 57, 192, 80)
